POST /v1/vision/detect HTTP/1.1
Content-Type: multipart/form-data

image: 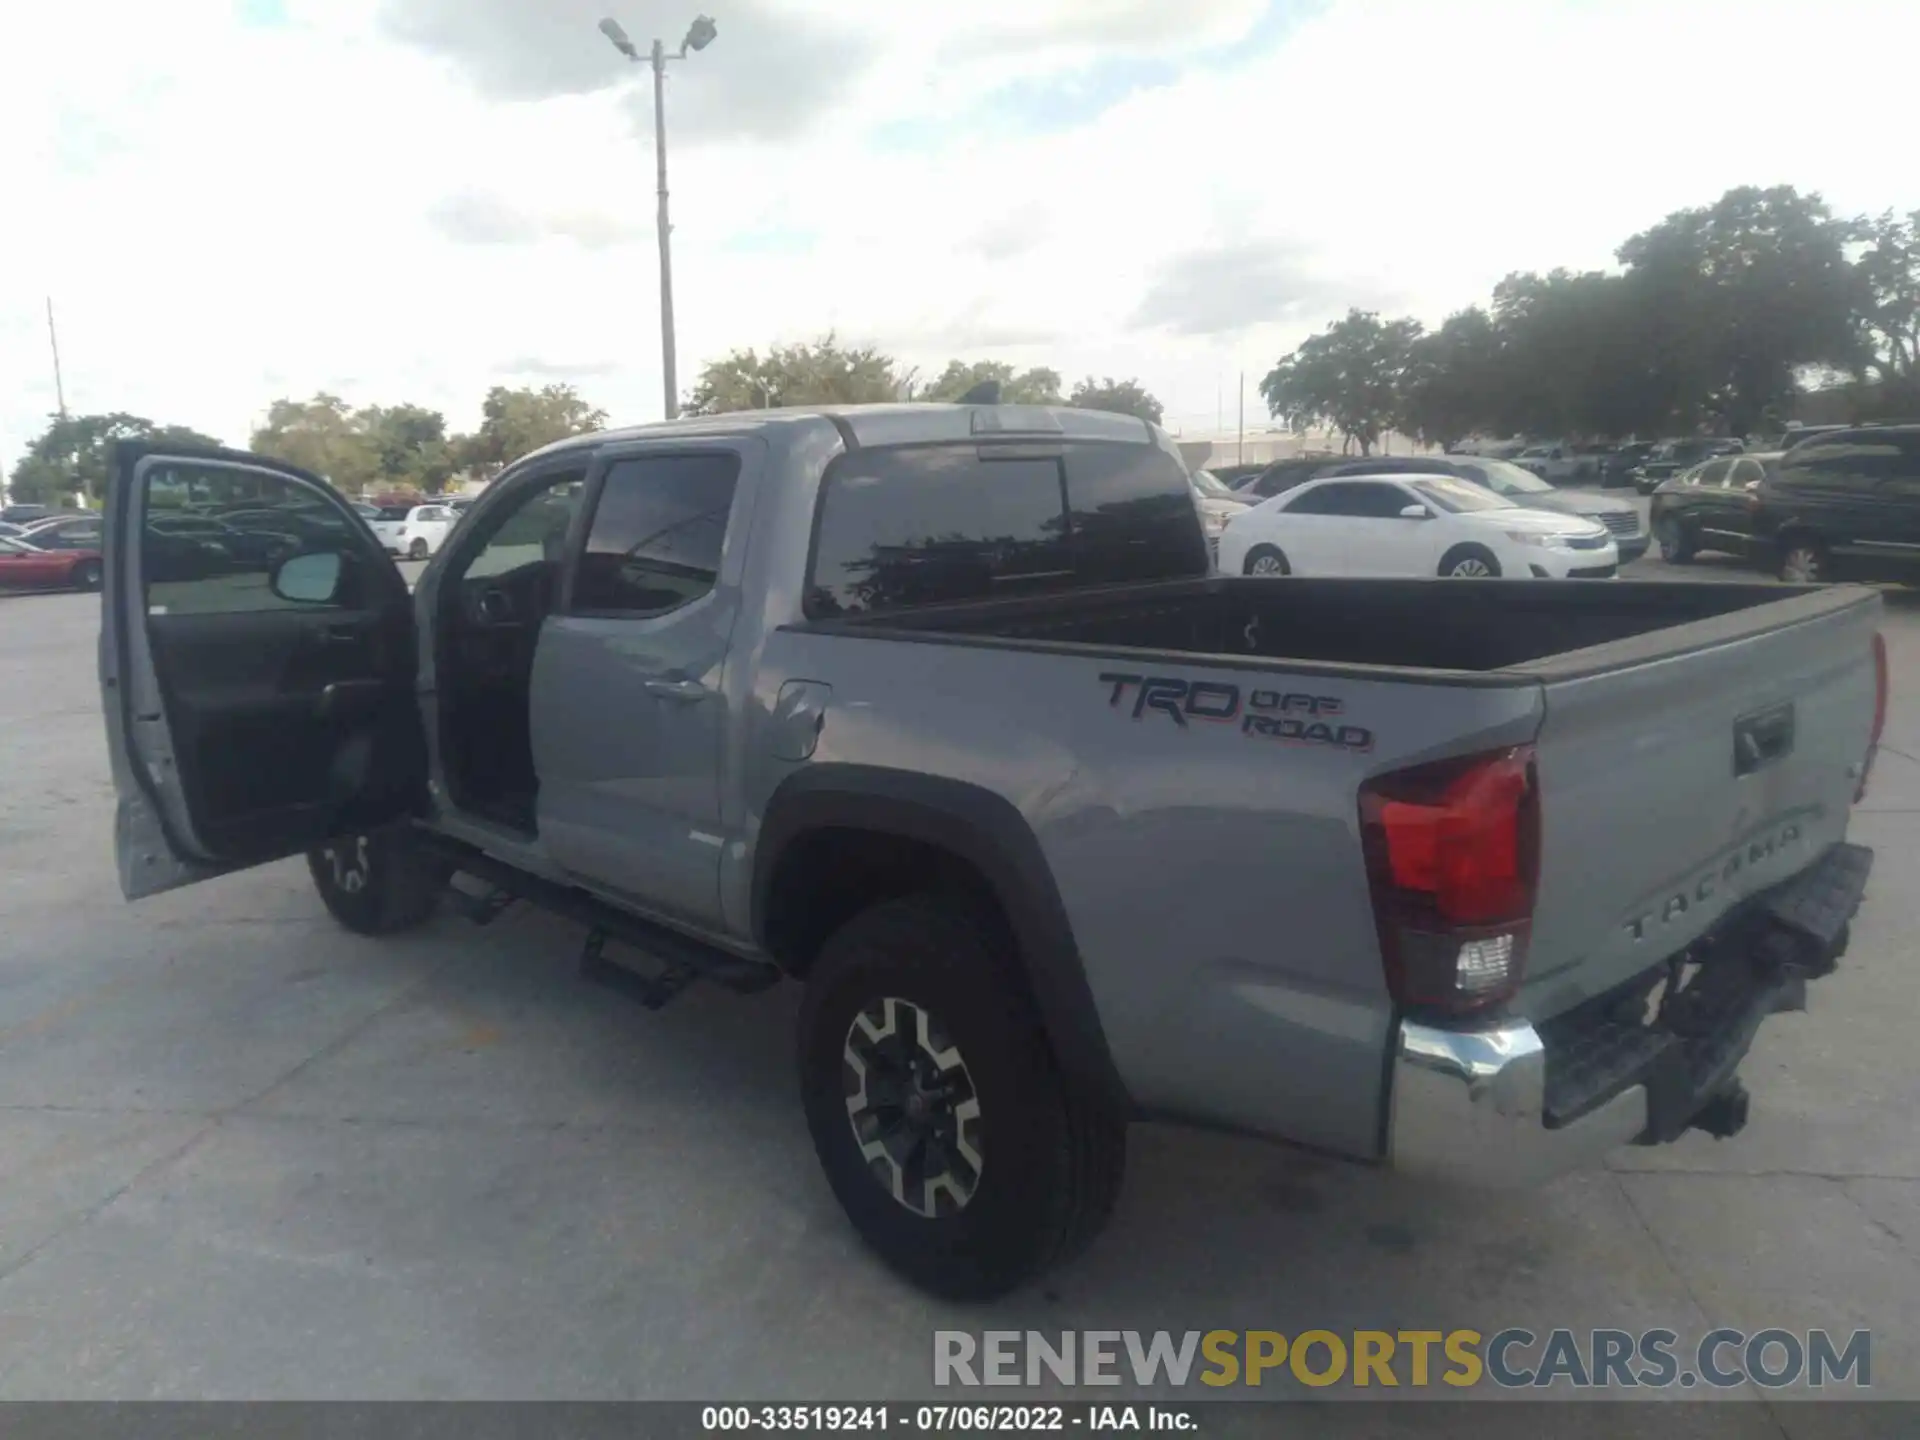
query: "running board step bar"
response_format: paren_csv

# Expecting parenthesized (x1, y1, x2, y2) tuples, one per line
(419, 834, 781, 1007)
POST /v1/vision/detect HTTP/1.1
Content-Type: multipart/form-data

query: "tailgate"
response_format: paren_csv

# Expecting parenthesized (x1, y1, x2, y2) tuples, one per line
(1514, 586, 1882, 1022)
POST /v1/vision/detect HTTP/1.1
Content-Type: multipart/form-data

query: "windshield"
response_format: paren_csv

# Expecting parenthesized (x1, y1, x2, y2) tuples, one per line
(1191, 469, 1239, 502)
(1411, 476, 1517, 514)
(376, 505, 413, 520)
(1461, 458, 1554, 496)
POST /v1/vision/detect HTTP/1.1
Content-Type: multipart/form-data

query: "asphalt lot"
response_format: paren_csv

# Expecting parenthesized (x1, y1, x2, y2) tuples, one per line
(1, 524, 1917, 1421)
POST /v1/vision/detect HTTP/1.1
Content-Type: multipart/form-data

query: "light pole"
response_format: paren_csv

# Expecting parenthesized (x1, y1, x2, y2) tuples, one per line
(600, 13, 717, 422)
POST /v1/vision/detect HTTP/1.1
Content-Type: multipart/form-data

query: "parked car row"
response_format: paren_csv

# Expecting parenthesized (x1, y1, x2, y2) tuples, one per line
(1649, 424, 1920, 585)
(1225, 451, 1646, 564)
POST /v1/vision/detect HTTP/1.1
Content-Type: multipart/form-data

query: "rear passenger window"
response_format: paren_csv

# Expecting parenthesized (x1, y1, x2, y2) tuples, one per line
(1062, 444, 1210, 587)
(572, 453, 740, 617)
(1777, 436, 1901, 491)
(806, 450, 1070, 617)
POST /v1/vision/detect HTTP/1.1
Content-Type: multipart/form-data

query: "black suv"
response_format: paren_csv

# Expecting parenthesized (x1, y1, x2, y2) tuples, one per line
(1748, 425, 1920, 583)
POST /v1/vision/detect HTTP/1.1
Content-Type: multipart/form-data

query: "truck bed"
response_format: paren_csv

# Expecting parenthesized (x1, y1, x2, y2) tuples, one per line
(809, 575, 1859, 680)
(791, 573, 1881, 1048)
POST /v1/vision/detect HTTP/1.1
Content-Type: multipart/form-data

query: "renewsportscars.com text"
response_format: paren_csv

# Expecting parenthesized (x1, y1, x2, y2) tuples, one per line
(934, 1329, 1871, 1391)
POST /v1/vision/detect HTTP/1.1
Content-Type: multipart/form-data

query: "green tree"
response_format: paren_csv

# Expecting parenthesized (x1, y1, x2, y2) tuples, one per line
(362, 403, 454, 493)
(684, 334, 911, 415)
(250, 394, 382, 494)
(1617, 185, 1859, 435)
(457, 384, 609, 476)
(1849, 208, 1920, 412)
(919, 360, 1065, 405)
(6, 412, 223, 506)
(1260, 310, 1422, 455)
(1067, 376, 1164, 425)
(1396, 307, 1503, 448)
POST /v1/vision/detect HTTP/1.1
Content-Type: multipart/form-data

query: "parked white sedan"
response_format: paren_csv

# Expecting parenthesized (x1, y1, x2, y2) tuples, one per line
(1218, 472, 1619, 579)
(369, 503, 458, 559)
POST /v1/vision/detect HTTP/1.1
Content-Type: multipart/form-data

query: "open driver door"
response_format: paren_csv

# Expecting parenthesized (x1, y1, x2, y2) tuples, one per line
(100, 442, 427, 899)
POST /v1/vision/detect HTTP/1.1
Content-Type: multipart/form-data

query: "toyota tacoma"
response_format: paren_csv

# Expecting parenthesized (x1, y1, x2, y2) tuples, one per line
(97, 405, 1883, 1298)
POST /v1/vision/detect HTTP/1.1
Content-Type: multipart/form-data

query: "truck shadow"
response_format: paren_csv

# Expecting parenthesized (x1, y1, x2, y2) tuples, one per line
(322, 902, 1708, 1350)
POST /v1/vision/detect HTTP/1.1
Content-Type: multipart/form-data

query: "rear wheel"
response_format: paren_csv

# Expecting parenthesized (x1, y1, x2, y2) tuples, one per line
(1655, 516, 1695, 564)
(307, 824, 452, 935)
(1778, 537, 1829, 584)
(407, 537, 430, 560)
(799, 893, 1126, 1300)
(1439, 545, 1501, 578)
(72, 558, 103, 591)
(1242, 545, 1289, 577)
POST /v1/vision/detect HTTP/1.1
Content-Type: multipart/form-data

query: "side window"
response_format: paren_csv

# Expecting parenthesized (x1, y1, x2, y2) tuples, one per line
(1726, 459, 1762, 489)
(458, 470, 588, 583)
(1881, 435, 1920, 499)
(807, 448, 1071, 617)
(1286, 482, 1384, 517)
(1062, 443, 1209, 586)
(1696, 459, 1733, 489)
(1282, 483, 1343, 515)
(1779, 436, 1899, 492)
(141, 461, 366, 617)
(571, 453, 742, 617)
(1361, 484, 1424, 517)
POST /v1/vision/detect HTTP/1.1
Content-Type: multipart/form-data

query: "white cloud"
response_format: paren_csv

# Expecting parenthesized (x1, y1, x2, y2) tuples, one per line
(3, 0, 1916, 469)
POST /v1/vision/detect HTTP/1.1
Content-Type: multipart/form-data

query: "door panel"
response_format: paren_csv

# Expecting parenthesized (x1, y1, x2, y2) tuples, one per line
(102, 443, 424, 899)
(531, 440, 761, 930)
(1698, 458, 1758, 551)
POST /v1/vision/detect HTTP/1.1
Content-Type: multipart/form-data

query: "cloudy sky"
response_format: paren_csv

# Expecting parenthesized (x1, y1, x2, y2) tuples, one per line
(3, 0, 1915, 469)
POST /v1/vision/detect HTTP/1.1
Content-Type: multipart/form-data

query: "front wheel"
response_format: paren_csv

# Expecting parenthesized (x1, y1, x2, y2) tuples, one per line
(307, 824, 452, 935)
(1778, 538, 1829, 584)
(799, 893, 1126, 1300)
(1655, 516, 1695, 564)
(72, 558, 103, 591)
(1242, 545, 1290, 577)
(1439, 545, 1501, 578)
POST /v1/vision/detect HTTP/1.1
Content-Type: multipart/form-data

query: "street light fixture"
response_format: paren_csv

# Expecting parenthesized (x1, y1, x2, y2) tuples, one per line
(601, 13, 719, 422)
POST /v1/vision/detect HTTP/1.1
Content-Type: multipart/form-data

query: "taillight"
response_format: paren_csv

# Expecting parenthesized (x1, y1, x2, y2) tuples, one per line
(1859, 631, 1888, 803)
(1359, 745, 1540, 1016)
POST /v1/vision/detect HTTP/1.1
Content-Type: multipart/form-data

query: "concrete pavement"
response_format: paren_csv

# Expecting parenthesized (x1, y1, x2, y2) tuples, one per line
(0, 567, 1915, 1417)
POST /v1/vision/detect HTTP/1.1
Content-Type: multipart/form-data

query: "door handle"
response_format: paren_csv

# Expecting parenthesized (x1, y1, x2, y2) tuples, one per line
(1734, 703, 1795, 777)
(644, 678, 708, 704)
(317, 624, 364, 645)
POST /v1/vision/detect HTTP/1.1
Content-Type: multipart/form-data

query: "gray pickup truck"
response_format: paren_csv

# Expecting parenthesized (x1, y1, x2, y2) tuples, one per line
(99, 404, 1885, 1299)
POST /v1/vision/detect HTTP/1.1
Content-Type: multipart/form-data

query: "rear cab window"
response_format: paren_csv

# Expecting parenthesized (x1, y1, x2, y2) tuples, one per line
(804, 440, 1204, 618)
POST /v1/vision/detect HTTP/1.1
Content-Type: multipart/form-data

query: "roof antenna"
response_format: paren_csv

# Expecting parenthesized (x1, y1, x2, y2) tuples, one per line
(956, 379, 1001, 405)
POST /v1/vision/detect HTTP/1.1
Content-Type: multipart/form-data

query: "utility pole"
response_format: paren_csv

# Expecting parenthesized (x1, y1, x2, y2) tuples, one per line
(46, 297, 68, 419)
(650, 37, 677, 421)
(601, 15, 717, 424)
(1237, 371, 1245, 468)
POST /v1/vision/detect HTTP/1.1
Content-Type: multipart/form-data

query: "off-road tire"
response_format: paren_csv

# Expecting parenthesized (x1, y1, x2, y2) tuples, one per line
(798, 892, 1126, 1300)
(307, 824, 452, 936)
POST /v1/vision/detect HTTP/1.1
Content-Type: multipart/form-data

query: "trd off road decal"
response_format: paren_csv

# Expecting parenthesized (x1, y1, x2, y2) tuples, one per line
(1098, 673, 1375, 753)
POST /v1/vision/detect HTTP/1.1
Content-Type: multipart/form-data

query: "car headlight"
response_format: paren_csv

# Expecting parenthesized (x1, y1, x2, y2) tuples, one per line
(1505, 530, 1597, 548)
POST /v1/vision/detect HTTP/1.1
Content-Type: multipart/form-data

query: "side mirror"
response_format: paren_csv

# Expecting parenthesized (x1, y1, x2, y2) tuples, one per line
(1399, 504, 1432, 519)
(271, 550, 345, 605)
